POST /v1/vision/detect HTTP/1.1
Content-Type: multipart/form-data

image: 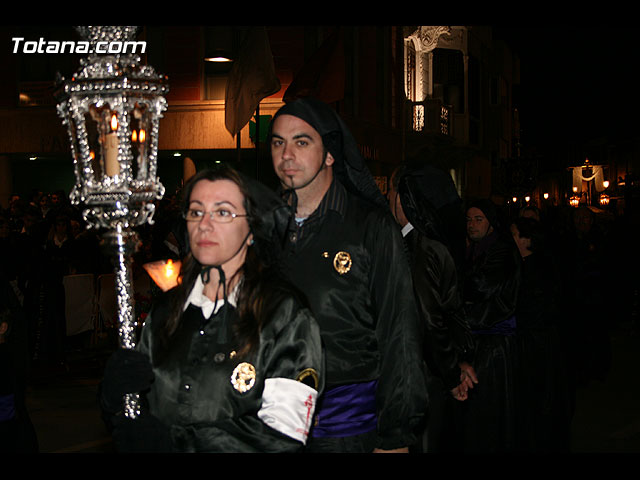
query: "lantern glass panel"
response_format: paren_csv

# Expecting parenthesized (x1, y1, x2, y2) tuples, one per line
(83, 108, 102, 179)
(130, 102, 150, 181)
(92, 104, 120, 178)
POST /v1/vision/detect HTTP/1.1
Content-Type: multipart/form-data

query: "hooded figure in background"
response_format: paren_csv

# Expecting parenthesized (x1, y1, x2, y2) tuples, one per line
(269, 97, 427, 453)
(389, 164, 476, 452)
(455, 198, 521, 453)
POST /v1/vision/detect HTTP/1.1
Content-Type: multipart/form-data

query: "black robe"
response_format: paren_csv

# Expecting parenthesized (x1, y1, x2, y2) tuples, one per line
(404, 228, 475, 452)
(405, 229, 474, 390)
(455, 231, 520, 453)
(280, 183, 427, 451)
(514, 251, 572, 452)
(137, 290, 324, 453)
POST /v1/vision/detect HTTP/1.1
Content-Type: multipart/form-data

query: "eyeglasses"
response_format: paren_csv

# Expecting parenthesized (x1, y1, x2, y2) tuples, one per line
(183, 208, 249, 223)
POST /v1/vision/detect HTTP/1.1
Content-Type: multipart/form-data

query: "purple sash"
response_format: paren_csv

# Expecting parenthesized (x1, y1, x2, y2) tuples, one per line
(0, 394, 15, 422)
(311, 380, 377, 438)
(472, 315, 517, 336)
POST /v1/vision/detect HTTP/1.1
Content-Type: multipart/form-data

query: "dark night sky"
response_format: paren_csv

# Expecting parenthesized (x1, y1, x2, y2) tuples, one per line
(493, 25, 639, 154)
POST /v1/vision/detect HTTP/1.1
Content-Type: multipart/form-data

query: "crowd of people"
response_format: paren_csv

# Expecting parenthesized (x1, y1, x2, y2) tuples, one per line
(1, 97, 637, 453)
(387, 163, 633, 453)
(0, 187, 185, 362)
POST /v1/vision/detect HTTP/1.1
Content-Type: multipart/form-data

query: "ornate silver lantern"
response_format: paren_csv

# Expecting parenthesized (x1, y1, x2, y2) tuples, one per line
(56, 26, 169, 418)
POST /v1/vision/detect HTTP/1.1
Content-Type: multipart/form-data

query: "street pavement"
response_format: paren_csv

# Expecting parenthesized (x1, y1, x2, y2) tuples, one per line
(20, 322, 640, 454)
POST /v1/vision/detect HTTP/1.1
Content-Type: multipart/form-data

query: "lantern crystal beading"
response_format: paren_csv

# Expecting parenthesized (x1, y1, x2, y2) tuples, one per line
(55, 26, 169, 419)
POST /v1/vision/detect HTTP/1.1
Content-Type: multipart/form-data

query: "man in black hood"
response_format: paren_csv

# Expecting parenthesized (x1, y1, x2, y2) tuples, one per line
(389, 164, 477, 452)
(457, 198, 521, 452)
(269, 97, 427, 453)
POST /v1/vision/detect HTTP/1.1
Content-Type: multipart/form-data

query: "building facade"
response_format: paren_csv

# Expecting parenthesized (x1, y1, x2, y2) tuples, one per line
(0, 25, 520, 208)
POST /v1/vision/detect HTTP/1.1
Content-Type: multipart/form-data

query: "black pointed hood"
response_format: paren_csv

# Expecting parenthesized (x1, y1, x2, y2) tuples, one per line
(397, 164, 466, 266)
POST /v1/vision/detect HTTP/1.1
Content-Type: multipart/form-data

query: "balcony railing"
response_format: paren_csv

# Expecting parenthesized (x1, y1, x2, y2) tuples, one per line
(409, 100, 452, 136)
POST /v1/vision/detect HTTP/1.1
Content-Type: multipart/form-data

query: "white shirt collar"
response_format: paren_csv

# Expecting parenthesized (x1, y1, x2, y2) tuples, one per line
(401, 222, 414, 238)
(183, 273, 239, 319)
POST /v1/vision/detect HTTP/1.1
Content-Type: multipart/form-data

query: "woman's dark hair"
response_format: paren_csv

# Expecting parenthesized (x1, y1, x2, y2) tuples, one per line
(160, 167, 294, 357)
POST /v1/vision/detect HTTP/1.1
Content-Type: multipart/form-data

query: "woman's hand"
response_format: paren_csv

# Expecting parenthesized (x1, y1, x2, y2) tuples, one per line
(100, 349, 154, 414)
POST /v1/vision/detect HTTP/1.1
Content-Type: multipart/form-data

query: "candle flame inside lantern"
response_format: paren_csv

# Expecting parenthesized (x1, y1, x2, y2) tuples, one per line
(143, 259, 181, 292)
(132, 130, 137, 142)
(139, 129, 146, 143)
(110, 114, 118, 131)
(165, 259, 174, 278)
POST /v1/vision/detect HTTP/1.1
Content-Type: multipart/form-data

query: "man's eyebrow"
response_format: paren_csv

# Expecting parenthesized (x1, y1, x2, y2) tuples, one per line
(293, 133, 314, 141)
(270, 132, 315, 141)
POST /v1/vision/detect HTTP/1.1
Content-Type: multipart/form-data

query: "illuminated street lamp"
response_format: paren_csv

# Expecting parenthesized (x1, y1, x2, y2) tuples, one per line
(600, 180, 610, 206)
(569, 185, 580, 207)
(56, 26, 169, 419)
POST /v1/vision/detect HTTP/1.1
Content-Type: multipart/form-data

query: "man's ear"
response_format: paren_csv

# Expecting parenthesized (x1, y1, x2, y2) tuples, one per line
(324, 151, 335, 167)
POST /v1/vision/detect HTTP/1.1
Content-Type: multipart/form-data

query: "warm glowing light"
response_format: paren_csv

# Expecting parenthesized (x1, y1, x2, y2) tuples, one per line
(573, 186, 578, 193)
(543, 193, 549, 200)
(110, 114, 118, 131)
(512, 197, 517, 203)
(525, 196, 530, 203)
(139, 129, 146, 143)
(205, 56, 233, 62)
(600, 193, 610, 206)
(165, 259, 175, 278)
(89, 150, 95, 160)
(603, 180, 610, 189)
(131, 130, 137, 142)
(143, 259, 181, 292)
(569, 196, 580, 207)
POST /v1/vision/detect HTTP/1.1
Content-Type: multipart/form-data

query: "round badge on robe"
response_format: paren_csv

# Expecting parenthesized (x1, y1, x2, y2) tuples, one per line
(231, 362, 256, 393)
(333, 251, 352, 275)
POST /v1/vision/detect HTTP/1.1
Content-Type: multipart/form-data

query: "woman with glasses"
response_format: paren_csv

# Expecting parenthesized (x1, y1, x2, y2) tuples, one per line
(100, 167, 323, 453)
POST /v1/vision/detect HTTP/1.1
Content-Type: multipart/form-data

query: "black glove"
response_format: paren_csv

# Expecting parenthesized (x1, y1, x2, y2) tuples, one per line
(99, 348, 154, 415)
(111, 412, 173, 453)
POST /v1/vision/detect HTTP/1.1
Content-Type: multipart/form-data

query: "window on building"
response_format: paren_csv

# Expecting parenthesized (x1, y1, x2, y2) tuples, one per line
(405, 40, 416, 101)
(433, 48, 464, 114)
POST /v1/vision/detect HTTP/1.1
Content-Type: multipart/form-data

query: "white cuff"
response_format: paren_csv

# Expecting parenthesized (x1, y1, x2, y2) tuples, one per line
(257, 377, 318, 444)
